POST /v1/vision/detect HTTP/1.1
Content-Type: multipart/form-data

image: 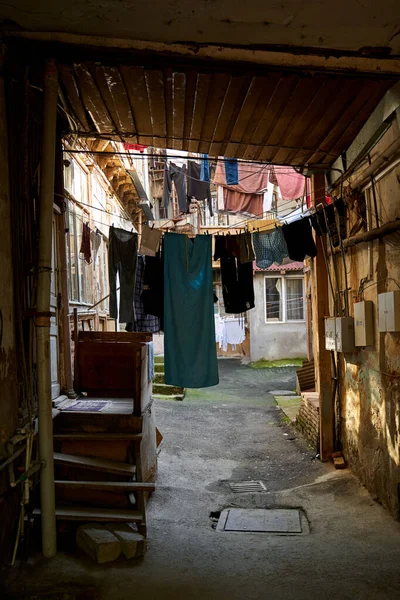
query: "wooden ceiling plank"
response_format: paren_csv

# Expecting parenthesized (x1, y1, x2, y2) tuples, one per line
(251, 75, 300, 160)
(59, 64, 90, 132)
(182, 69, 197, 152)
(120, 65, 153, 146)
(172, 71, 186, 150)
(145, 69, 167, 149)
(198, 72, 230, 154)
(164, 67, 173, 149)
(74, 64, 114, 134)
(208, 75, 250, 157)
(92, 65, 136, 140)
(188, 73, 212, 153)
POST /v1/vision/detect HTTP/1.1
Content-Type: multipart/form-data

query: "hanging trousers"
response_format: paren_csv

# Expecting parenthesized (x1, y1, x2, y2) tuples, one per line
(163, 162, 187, 213)
(108, 227, 138, 323)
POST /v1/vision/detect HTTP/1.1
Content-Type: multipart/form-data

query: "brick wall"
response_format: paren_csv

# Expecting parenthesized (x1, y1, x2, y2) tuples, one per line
(297, 394, 320, 452)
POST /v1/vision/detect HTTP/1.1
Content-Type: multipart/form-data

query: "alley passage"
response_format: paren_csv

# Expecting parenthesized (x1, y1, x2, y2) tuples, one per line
(5, 359, 400, 600)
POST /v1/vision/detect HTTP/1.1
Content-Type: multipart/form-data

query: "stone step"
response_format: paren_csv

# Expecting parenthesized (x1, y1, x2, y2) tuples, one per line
(153, 373, 165, 384)
(152, 383, 185, 396)
(153, 393, 185, 402)
(154, 363, 164, 373)
(154, 356, 164, 364)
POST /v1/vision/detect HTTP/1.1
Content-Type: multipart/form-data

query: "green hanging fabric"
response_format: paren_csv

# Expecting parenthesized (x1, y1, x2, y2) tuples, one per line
(164, 232, 219, 388)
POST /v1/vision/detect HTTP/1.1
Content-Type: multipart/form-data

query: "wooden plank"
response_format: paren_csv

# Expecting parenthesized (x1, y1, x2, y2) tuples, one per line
(74, 63, 114, 133)
(33, 506, 144, 523)
(91, 65, 136, 137)
(120, 65, 153, 145)
(56, 411, 142, 433)
(208, 74, 250, 157)
(145, 69, 167, 148)
(78, 331, 152, 343)
(311, 173, 334, 461)
(188, 72, 212, 153)
(54, 433, 142, 441)
(223, 76, 268, 158)
(172, 71, 186, 150)
(55, 480, 155, 492)
(54, 452, 136, 476)
(182, 69, 197, 152)
(198, 72, 230, 154)
(59, 65, 90, 131)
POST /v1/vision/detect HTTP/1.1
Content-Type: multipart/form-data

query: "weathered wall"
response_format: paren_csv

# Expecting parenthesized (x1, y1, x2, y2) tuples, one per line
(334, 124, 400, 518)
(250, 273, 307, 362)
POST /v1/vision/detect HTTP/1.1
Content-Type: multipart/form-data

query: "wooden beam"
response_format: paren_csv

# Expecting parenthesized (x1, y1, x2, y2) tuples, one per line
(311, 173, 334, 460)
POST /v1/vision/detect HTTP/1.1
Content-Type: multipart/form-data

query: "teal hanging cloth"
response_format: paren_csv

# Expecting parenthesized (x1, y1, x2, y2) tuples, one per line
(164, 232, 219, 388)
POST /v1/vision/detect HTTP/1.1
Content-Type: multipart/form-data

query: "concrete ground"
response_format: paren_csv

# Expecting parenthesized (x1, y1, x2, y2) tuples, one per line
(4, 359, 400, 599)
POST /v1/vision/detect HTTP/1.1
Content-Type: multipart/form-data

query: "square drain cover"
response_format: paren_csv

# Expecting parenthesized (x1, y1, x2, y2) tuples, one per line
(216, 508, 302, 533)
(229, 481, 266, 493)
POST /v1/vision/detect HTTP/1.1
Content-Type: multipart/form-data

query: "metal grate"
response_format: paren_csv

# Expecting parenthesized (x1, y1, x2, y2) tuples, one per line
(229, 481, 267, 493)
(217, 508, 303, 534)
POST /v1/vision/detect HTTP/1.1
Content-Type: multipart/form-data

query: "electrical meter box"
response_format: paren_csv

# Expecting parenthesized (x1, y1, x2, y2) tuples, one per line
(354, 301, 374, 346)
(378, 291, 400, 332)
(325, 317, 336, 351)
(335, 317, 356, 353)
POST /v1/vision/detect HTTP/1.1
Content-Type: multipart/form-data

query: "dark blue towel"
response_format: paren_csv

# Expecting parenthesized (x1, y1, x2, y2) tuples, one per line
(224, 158, 239, 185)
(200, 154, 210, 182)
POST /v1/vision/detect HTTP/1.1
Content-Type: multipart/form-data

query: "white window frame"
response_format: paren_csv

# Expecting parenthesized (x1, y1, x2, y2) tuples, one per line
(264, 274, 305, 324)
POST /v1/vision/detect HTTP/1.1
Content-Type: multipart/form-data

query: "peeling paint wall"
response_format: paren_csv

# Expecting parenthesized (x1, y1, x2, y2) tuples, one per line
(334, 123, 400, 518)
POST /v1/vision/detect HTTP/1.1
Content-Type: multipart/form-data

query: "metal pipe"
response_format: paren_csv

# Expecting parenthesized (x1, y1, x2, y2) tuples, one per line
(332, 218, 400, 252)
(351, 136, 400, 190)
(36, 58, 58, 558)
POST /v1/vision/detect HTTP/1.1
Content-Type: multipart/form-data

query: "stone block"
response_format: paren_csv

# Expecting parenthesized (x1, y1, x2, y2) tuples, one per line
(76, 524, 121, 564)
(105, 523, 146, 559)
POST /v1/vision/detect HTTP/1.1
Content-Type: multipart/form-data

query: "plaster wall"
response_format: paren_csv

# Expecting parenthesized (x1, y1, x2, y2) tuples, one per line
(250, 273, 307, 362)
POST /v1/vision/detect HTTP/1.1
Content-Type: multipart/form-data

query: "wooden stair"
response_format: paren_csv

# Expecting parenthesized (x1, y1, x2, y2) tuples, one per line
(33, 506, 144, 523)
(55, 480, 155, 492)
(53, 452, 136, 477)
(54, 433, 143, 442)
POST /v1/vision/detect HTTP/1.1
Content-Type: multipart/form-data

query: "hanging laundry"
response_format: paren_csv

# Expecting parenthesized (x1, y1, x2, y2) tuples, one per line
(237, 232, 255, 263)
(214, 237, 255, 314)
(224, 158, 239, 185)
(142, 250, 164, 328)
(334, 198, 347, 241)
(225, 318, 245, 349)
(282, 218, 317, 261)
(80, 222, 91, 264)
(108, 227, 138, 323)
(223, 188, 263, 216)
(310, 210, 328, 237)
(147, 341, 154, 382)
(324, 204, 340, 247)
(252, 228, 289, 269)
(90, 229, 102, 266)
(217, 186, 224, 211)
(272, 166, 306, 201)
(215, 159, 269, 217)
(123, 142, 147, 153)
(163, 162, 187, 213)
(140, 224, 162, 257)
(263, 180, 274, 213)
(200, 154, 210, 182)
(126, 255, 160, 333)
(187, 160, 213, 215)
(164, 232, 219, 388)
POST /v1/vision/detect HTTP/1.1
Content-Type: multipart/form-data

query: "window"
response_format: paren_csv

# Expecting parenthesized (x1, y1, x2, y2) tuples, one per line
(67, 201, 93, 304)
(265, 276, 304, 323)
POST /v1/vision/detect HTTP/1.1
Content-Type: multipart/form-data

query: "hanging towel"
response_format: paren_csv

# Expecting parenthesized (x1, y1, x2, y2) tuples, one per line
(140, 224, 162, 257)
(90, 229, 102, 266)
(272, 166, 306, 201)
(108, 227, 138, 323)
(217, 186, 225, 210)
(282, 218, 317, 261)
(324, 204, 340, 247)
(225, 318, 245, 347)
(164, 233, 219, 388)
(80, 222, 92, 264)
(224, 158, 239, 185)
(253, 229, 289, 269)
(200, 154, 210, 182)
(142, 251, 164, 328)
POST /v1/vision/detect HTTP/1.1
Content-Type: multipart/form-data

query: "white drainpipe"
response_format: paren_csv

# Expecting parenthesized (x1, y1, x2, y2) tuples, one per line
(36, 58, 58, 557)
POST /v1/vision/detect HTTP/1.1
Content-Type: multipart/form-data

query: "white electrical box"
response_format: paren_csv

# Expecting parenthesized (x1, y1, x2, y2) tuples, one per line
(325, 317, 336, 350)
(378, 291, 400, 332)
(354, 301, 374, 346)
(335, 317, 356, 353)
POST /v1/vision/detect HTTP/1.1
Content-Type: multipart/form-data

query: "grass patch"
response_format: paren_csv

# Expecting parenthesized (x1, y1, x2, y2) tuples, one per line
(249, 358, 304, 369)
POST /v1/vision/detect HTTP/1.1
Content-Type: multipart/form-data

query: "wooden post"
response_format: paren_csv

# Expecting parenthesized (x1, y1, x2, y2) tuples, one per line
(311, 173, 334, 460)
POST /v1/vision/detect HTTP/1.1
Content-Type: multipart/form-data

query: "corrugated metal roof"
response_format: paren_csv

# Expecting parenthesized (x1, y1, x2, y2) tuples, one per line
(59, 60, 393, 167)
(254, 261, 304, 272)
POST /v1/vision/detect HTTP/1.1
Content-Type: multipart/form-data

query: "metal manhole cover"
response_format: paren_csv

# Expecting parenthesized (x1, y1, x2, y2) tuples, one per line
(216, 508, 303, 534)
(229, 481, 266, 493)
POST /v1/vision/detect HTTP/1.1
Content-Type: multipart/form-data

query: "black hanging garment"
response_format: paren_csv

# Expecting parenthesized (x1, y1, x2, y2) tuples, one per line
(282, 217, 317, 261)
(142, 248, 164, 330)
(187, 160, 213, 215)
(125, 255, 161, 333)
(310, 210, 328, 237)
(108, 227, 138, 323)
(162, 162, 187, 213)
(214, 236, 254, 314)
(324, 204, 340, 247)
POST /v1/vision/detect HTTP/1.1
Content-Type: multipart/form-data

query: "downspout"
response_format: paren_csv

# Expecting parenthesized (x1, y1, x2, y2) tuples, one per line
(36, 59, 58, 558)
